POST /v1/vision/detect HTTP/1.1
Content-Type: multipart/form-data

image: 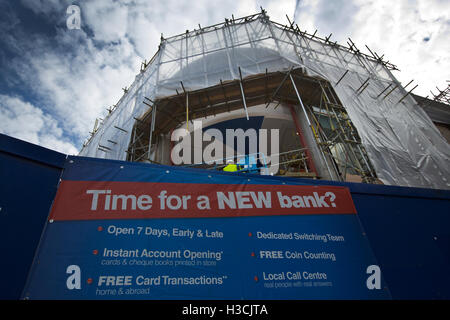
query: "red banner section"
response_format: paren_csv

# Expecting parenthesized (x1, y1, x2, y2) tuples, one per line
(49, 181, 357, 221)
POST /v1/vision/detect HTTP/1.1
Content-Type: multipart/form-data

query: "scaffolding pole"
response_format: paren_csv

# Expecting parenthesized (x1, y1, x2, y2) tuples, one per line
(148, 104, 157, 161)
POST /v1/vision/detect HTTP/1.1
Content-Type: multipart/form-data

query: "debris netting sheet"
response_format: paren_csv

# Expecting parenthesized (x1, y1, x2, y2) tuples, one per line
(79, 15, 450, 189)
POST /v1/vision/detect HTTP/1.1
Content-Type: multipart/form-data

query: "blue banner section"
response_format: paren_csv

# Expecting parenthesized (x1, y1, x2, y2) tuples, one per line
(60, 156, 304, 185)
(22, 156, 390, 300)
(23, 216, 389, 299)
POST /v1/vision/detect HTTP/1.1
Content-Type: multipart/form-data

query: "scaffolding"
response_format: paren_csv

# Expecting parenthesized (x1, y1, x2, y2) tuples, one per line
(125, 68, 377, 182)
(80, 9, 450, 190)
(431, 82, 450, 105)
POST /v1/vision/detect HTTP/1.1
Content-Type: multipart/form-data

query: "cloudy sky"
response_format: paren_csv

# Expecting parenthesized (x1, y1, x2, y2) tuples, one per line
(0, 0, 448, 155)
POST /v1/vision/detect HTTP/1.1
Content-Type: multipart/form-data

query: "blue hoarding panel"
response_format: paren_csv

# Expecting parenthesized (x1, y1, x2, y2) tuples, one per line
(23, 216, 389, 299)
(1, 135, 449, 299)
(352, 193, 450, 299)
(0, 134, 65, 299)
(22, 156, 390, 299)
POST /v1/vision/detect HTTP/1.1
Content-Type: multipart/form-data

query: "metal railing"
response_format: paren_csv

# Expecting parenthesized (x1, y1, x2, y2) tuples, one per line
(181, 147, 311, 175)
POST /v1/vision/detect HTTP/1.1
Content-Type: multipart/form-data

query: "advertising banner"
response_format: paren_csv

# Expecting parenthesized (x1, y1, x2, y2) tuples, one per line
(22, 157, 390, 299)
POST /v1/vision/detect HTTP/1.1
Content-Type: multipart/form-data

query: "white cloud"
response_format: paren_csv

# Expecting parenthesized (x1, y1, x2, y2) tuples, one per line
(10, 29, 139, 141)
(5, 0, 259, 152)
(82, 1, 129, 43)
(354, 0, 449, 96)
(294, 0, 449, 97)
(293, 0, 359, 41)
(0, 94, 78, 154)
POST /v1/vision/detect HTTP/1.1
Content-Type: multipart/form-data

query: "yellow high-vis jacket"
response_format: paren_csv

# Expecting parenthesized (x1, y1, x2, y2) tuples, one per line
(223, 164, 238, 172)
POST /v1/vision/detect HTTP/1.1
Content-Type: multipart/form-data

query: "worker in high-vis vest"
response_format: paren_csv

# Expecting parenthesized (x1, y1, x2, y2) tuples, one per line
(223, 159, 238, 172)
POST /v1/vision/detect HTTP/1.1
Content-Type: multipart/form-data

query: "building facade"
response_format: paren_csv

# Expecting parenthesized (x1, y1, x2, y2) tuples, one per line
(80, 10, 450, 190)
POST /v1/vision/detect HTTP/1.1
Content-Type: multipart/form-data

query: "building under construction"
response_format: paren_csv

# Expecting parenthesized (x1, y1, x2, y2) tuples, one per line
(79, 10, 450, 190)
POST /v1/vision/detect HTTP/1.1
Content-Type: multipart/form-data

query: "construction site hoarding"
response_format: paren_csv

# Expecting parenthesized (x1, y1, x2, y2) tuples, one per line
(22, 156, 390, 300)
